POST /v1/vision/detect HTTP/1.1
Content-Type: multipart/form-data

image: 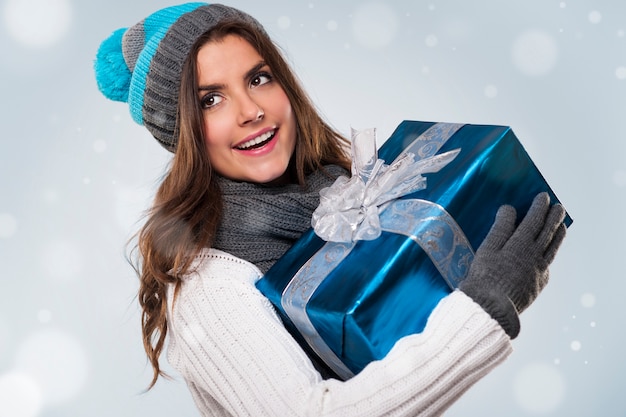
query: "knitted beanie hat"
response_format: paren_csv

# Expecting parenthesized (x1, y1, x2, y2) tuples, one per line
(94, 2, 267, 152)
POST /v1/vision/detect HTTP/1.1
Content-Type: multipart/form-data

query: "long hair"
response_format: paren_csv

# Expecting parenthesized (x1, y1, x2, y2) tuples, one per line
(133, 18, 351, 388)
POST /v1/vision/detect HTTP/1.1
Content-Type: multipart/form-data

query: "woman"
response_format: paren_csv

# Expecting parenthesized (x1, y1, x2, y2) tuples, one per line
(94, 3, 566, 416)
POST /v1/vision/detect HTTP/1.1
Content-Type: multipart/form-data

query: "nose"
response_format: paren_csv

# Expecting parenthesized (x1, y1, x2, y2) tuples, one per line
(237, 92, 264, 125)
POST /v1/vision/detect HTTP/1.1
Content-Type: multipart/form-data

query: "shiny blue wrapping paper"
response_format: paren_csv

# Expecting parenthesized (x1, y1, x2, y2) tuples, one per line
(256, 120, 572, 380)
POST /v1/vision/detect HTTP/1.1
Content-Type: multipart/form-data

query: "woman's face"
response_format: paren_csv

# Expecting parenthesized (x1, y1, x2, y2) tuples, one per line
(195, 34, 297, 185)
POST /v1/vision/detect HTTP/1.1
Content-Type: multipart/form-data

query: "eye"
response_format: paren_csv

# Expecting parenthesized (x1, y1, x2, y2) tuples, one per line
(200, 93, 223, 109)
(250, 72, 272, 88)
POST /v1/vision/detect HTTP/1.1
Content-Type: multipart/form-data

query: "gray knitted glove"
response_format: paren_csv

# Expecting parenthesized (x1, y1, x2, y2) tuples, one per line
(459, 192, 567, 339)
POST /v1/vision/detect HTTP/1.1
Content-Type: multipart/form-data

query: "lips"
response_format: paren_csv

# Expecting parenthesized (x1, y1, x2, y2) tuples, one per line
(235, 129, 276, 150)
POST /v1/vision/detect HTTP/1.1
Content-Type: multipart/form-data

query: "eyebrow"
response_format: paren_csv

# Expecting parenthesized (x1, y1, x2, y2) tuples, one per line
(197, 60, 269, 92)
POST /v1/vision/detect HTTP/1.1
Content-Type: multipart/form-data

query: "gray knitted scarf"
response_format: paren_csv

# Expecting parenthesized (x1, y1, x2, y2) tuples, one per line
(213, 165, 349, 273)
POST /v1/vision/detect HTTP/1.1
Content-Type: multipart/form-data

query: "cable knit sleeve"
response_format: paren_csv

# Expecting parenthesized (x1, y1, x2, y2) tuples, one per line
(166, 249, 512, 417)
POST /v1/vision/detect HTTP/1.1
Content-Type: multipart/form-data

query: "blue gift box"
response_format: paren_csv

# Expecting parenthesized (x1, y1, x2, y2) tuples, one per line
(256, 120, 572, 380)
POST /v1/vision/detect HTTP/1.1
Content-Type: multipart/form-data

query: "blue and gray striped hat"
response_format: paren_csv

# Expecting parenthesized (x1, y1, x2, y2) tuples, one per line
(94, 3, 266, 151)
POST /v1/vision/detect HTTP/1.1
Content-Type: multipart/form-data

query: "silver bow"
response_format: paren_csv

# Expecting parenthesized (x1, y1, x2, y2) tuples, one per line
(311, 127, 460, 242)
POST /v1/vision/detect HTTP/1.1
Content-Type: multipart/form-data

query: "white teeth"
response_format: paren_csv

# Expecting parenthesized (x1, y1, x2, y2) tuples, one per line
(237, 130, 275, 150)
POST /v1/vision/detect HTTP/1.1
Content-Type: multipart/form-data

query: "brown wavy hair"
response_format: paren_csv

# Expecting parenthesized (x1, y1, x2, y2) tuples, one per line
(132, 19, 351, 388)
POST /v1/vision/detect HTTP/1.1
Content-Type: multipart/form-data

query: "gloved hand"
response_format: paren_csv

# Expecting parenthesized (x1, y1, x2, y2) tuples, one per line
(459, 192, 567, 339)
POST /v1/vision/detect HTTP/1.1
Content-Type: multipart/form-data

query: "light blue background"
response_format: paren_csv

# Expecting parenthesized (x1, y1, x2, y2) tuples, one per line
(1, 0, 623, 416)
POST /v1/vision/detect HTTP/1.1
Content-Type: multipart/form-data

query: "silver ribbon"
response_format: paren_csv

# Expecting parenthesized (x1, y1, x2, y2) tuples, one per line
(312, 124, 463, 242)
(282, 122, 475, 379)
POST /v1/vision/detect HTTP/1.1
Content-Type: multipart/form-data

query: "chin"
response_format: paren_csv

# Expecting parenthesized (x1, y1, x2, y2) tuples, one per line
(256, 169, 291, 186)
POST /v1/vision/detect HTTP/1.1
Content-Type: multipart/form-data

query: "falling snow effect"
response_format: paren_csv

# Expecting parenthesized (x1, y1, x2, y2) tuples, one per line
(1, 1, 624, 416)
(351, 3, 398, 49)
(0, 213, 18, 238)
(0, 372, 43, 417)
(511, 30, 559, 77)
(484, 84, 498, 99)
(3, 0, 72, 48)
(14, 329, 89, 406)
(514, 363, 566, 414)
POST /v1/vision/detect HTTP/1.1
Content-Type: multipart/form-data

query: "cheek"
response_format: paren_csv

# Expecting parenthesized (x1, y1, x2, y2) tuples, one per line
(274, 90, 296, 137)
(201, 123, 231, 173)
(201, 116, 228, 150)
(278, 91, 294, 120)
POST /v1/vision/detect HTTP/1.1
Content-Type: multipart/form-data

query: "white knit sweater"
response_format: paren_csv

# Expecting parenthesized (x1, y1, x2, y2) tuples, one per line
(166, 248, 512, 417)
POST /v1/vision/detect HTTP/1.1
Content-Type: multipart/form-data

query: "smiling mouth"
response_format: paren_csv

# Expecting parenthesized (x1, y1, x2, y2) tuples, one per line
(235, 129, 276, 150)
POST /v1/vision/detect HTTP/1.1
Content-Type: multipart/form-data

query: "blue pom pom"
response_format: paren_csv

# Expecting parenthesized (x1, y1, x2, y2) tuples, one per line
(94, 28, 132, 103)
